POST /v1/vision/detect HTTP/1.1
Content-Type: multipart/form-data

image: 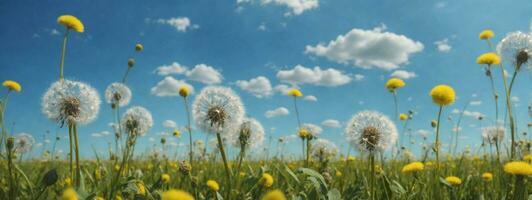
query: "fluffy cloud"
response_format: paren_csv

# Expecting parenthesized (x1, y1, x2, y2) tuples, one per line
(390, 70, 417, 79)
(157, 17, 197, 32)
(236, 76, 273, 98)
(274, 84, 291, 95)
(186, 64, 223, 84)
(321, 119, 341, 128)
(303, 95, 317, 101)
(238, 0, 319, 16)
(91, 131, 110, 138)
(276, 65, 351, 86)
(353, 74, 365, 81)
(434, 38, 451, 53)
(163, 120, 177, 128)
(305, 25, 423, 70)
(151, 76, 194, 97)
(452, 109, 485, 119)
(154, 62, 187, 76)
(470, 100, 482, 106)
(265, 107, 290, 118)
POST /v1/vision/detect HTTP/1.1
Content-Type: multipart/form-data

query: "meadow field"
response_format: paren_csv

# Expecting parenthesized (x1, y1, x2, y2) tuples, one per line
(1, 10, 532, 200)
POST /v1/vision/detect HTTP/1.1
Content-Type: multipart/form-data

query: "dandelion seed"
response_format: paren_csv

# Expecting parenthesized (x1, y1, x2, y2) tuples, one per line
(345, 111, 398, 152)
(105, 82, 132, 107)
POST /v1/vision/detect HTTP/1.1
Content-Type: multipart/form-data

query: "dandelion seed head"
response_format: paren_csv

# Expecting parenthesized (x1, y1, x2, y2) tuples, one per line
(105, 82, 132, 107)
(14, 133, 35, 153)
(481, 126, 504, 144)
(345, 111, 398, 152)
(301, 123, 322, 138)
(226, 117, 265, 150)
(192, 86, 245, 134)
(497, 31, 532, 70)
(311, 138, 338, 160)
(121, 106, 153, 136)
(42, 80, 101, 126)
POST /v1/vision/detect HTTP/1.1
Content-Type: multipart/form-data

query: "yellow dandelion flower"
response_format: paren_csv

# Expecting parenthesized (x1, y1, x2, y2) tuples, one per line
(161, 189, 194, 200)
(94, 196, 104, 200)
(287, 89, 302, 97)
(347, 156, 356, 162)
(261, 189, 287, 200)
(114, 195, 123, 200)
(61, 187, 78, 200)
(399, 113, 408, 121)
(503, 161, 532, 175)
(173, 129, 181, 137)
(260, 173, 274, 188)
(430, 85, 455, 106)
(179, 86, 190, 97)
(401, 162, 424, 173)
(64, 177, 72, 186)
(57, 15, 84, 33)
(135, 43, 143, 52)
(335, 171, 342, 177)
(523, 154, 532, 162)
(3, 80, 21, 92)
(206, 180, 220, 191)
(445, 176, 462, 186)
(136, 182, 146, 196)
(425, 161, 434, 168)
(239, 172, 246, 177)
(298, 128, 309, 138)
(479, 29, 494, 40)
(476, 52, 501, 65)
(481, 172, 493, 182)
(385, 78, 405, 91)
(161, 173, 171, 183)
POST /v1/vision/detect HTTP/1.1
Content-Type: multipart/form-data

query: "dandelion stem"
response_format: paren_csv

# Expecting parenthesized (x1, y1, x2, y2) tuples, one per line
(216, 132, 232, 198)
(497, 64, 517, 159)
(59, 29, 70, 81)
(183, 97, 194, 169)
(68, 124, 74, 181)
(73, 124, 81, 187)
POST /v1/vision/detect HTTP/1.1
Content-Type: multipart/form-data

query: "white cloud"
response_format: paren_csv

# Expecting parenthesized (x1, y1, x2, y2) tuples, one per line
(91, 131, 111, 138)
(321, 119, 341, 128)
(274, 84, 291, 95)
(453, 109, 485, 119)
(353, 74, 365, 81)
(470, 100, 482, 106)
(186, 64, 223, 84)
(258, 23, 267, 31)
(154, 62, 187, 76)
(151, 76, 194, 97)
(511, 96, 519, 102)
(163, 120, 177, 128)
(50, 29, 60, 36)
(236, 76, 273, 98)
(303, 95, 317, 101)
(390, 70, 417, 79)
(157, 17, 197, 32)
(305, 25, 423, 70)
(434, 38, 451, 53)
(239, 0, 319, 16)
(265, 107, 290, 118)
(276, 65, 351, 86)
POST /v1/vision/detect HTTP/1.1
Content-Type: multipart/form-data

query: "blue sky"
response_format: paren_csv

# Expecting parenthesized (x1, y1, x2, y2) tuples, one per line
(0, 0, 531, 159)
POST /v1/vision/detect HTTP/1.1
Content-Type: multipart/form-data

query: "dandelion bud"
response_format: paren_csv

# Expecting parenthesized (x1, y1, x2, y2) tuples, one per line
(6, 137, 15, 151)
(178, 86, 189, 97)
(127, 58, 135, 68)
(161, 137, 166, 144)
(431, 120, 437, 128)
(135, 43, 143, 52)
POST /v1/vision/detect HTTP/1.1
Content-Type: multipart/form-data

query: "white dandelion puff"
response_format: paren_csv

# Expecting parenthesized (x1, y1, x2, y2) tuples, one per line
(192, 86, 245, 134)
(121, 106, 153, 136)
(301, 123, 323, 138)
(226, 117, 265, 150)
(497, 31, 532, 70)
(311, 138, 338, 160)
(481, 126, 505, 144)
(105, 82, 132, 107)
(14, 133, 35, 153)
(345, 110, 398, 152)
(42, 80, 101, 126)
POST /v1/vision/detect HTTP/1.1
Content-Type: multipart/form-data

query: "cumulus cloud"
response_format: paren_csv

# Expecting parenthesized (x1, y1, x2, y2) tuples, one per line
(154, 62, 187, 76)
(452, 109, 485, 119)
(274, 84, 291, 95)
(276, 65, 351, 86)
(321, 119, 341, 128)
(157, 17, 198, 32)
(265, 107, 290, 118)
(186, 64, 223, 84)
(303, 95, 317, 101)
(151, 76, 194, 97)
(390, 70, 417, 79)
(238, 0, 319, 16)
(236, 76, 273, 98)
(353, 74, 365, 81)
(470, 100, 482, 106)
(305, 25, 423, 70)
(434, 38, 451, 53)
(92, 131, 110, 137)
(163, 120, 177, 128)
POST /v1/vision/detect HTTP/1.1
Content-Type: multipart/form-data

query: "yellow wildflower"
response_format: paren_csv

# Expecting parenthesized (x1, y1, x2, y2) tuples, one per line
(61, 187, 78, 200)
(260, 173, 274, 188)
(523, 154, 532, 162)
(298, 128, 309, 138)
(2, 80, 21, 92)
(135, 44, 143, 52)
(179, 86, 190, 97)
(335, 171, 342, 177)
(239, 172, 246, 177)
(161, 189, 194, 200)
(401, 162, 424, 173)
(206, 180, 220, 191)
(64, 177, 72, 186)
(161, 173, 171, 183)
(347, 156, 356, 162)
(481, 172, 493, 182)
(136, 182, 146, 196)
(503, 161, 532, 175)
(57, 15, 84, 33)
(261, 189, 287, 200)
(477, 52, 501, 65)
(173, 129, 181, 137)
(287, 89, 302, 97)
(445, 176, 462, 186)
(94, 196, 104, 200)
(385, 78, 405, 91)
(430, 85, 455, 106)
(479, 29, 494, 40)
(399, 113, 408, 121)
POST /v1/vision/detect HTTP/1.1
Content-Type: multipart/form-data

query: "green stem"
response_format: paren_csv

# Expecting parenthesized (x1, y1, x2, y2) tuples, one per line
(216, 132, 232, 198)
(183, 97, 194, 168)
(73, 124, 81, 187)
(435, 106, 443, 167)
(68, 124, 74, 180)
(487, 66, 499, 125)
(59, 29, 70, 80)
(497, 64, 516, 159)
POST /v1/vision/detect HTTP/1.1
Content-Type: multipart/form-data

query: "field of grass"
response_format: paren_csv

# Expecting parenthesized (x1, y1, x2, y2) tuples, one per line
(0, 15, 531, 200)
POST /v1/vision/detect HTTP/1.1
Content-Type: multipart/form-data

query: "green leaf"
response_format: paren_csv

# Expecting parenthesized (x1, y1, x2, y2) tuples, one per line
(327, 188, 342, 200)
